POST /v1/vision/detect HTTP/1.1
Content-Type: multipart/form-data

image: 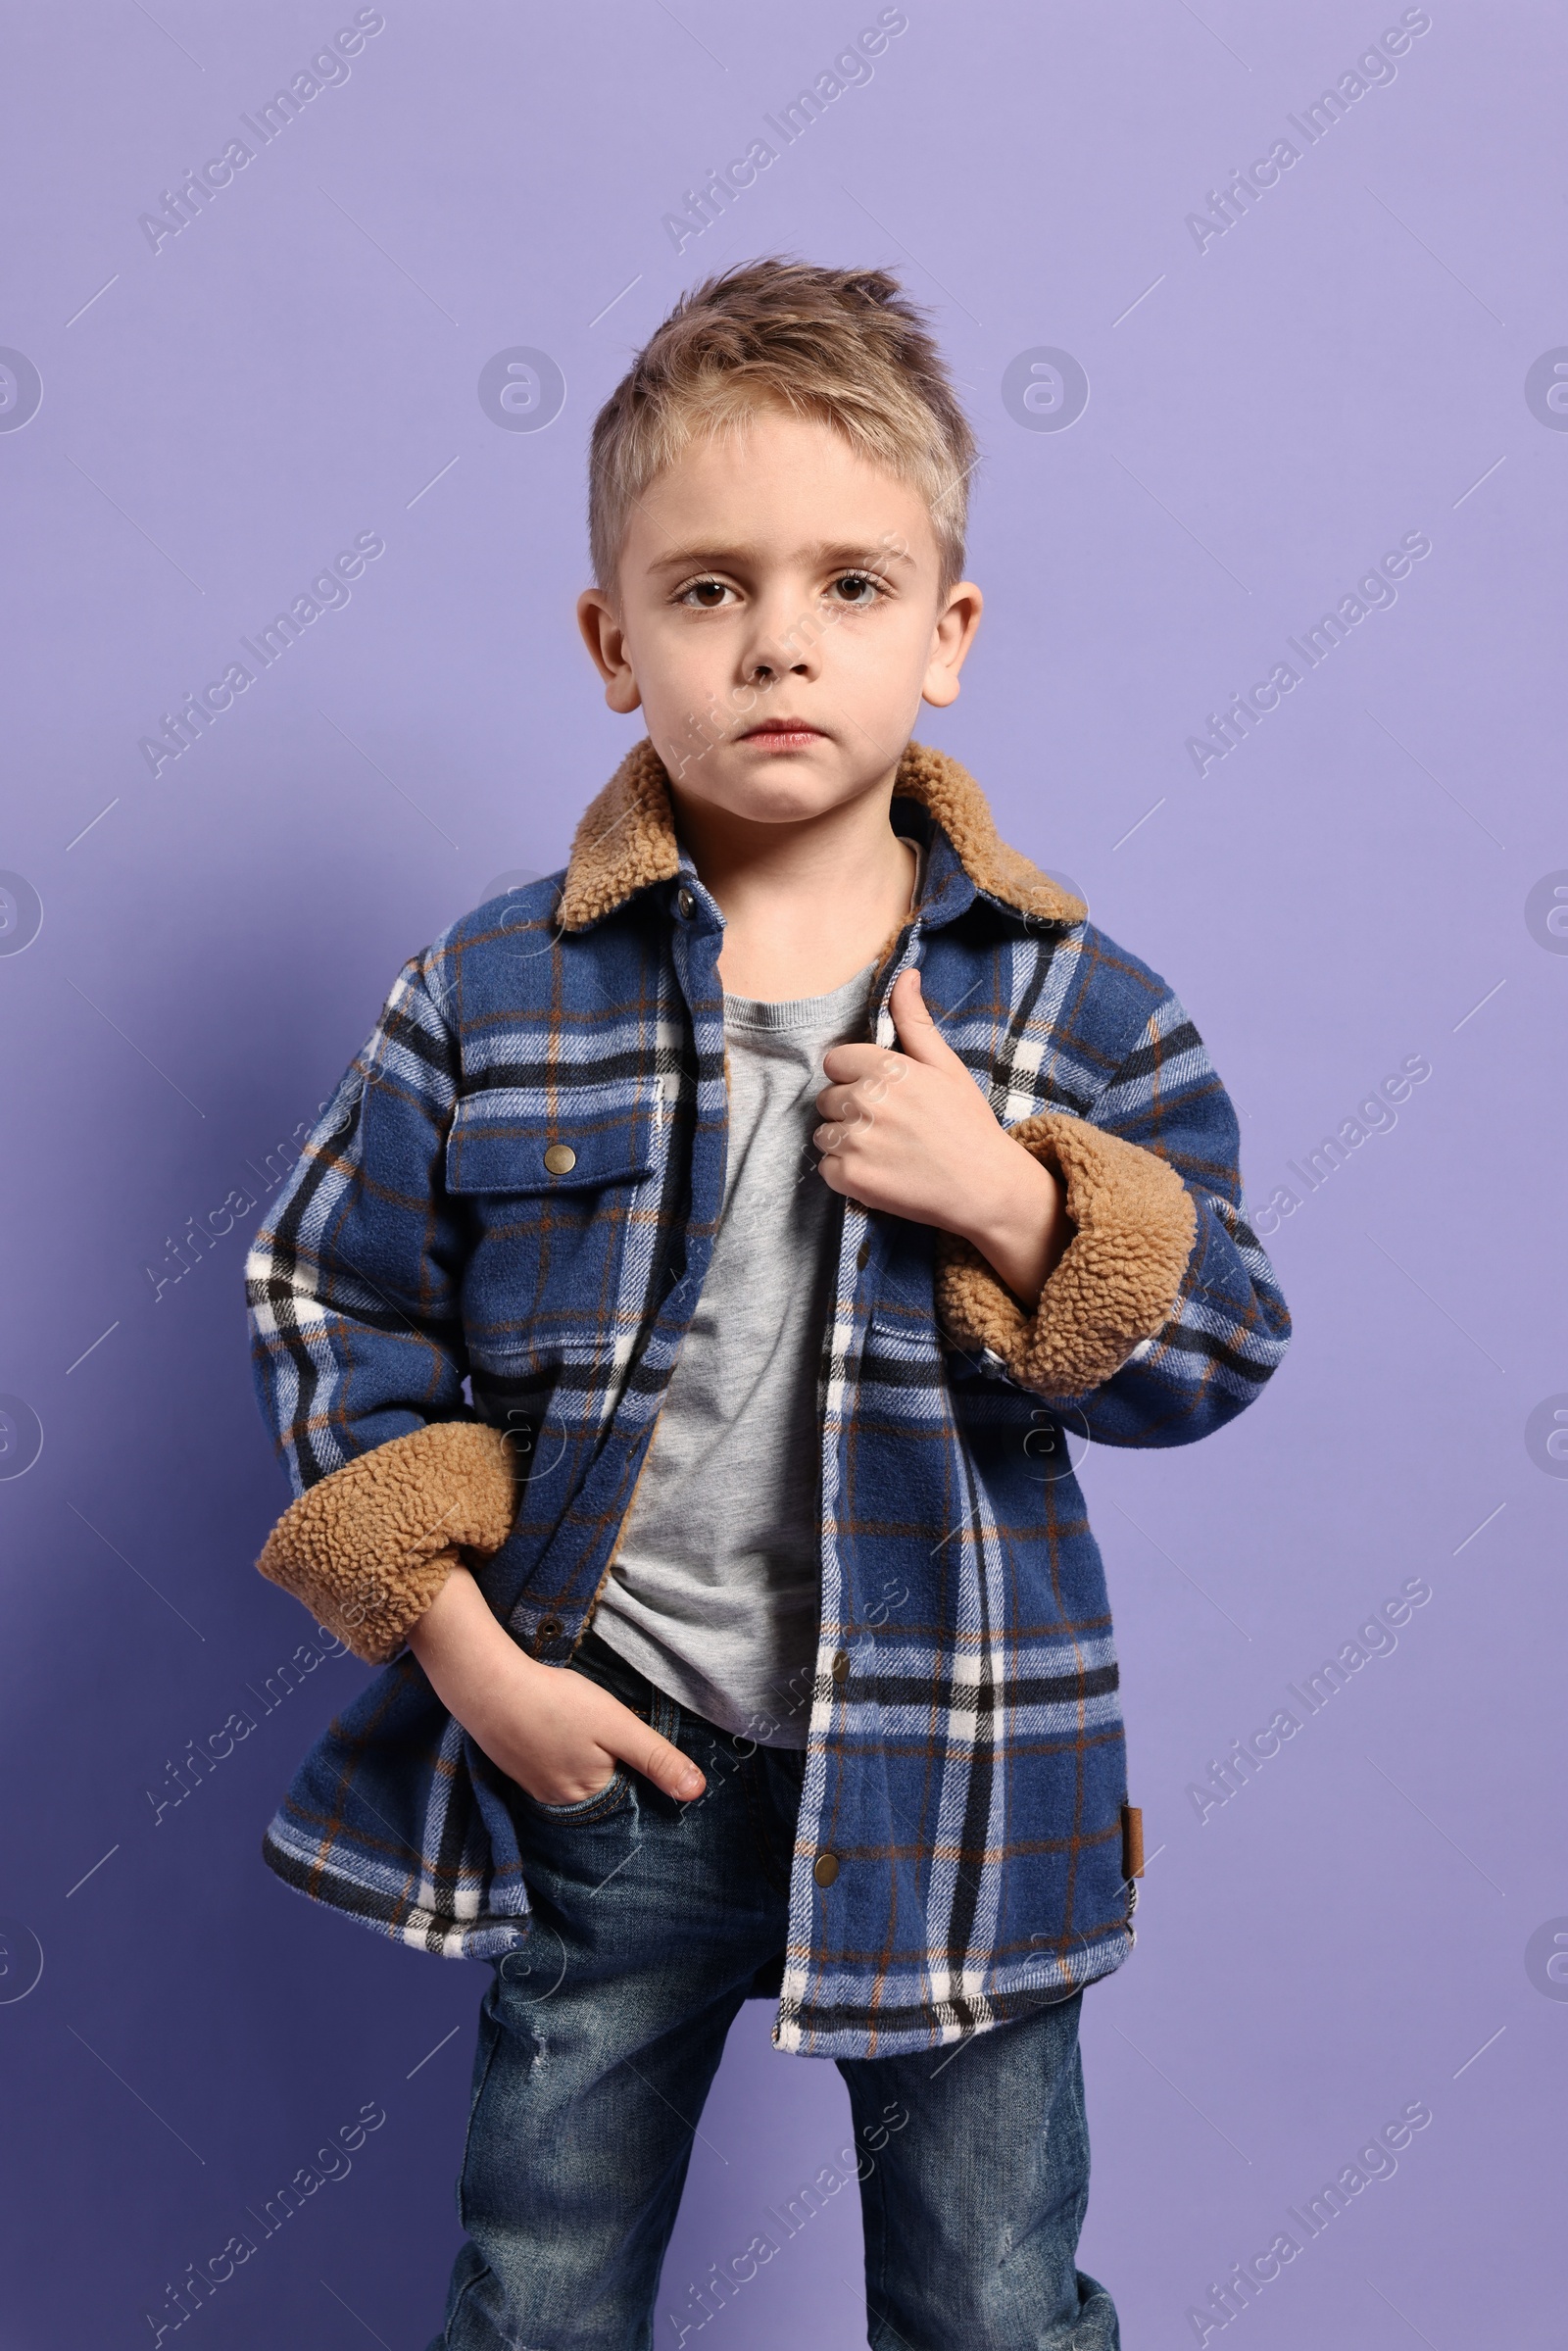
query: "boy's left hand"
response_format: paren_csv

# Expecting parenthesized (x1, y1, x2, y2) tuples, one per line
(813, 966, 1075, 1308)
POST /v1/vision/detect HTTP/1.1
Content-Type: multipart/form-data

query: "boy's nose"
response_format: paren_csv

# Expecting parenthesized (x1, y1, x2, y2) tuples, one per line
(746, 653, 811, 684)
(739, 605, 819, 682)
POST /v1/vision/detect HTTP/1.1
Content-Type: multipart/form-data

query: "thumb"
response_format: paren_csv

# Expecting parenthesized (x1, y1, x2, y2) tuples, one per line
(888, 966, 959, 1068)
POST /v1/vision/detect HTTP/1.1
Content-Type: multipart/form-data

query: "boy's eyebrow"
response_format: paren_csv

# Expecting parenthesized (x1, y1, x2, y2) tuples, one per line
(644, 537, 917, 575)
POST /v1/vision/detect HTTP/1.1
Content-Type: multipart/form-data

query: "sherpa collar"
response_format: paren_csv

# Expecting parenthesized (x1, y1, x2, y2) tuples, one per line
(555, 737, 1086, 932)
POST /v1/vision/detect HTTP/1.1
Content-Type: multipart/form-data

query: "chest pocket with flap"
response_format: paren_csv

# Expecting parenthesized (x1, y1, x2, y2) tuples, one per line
(444, 1084, 661, 1197)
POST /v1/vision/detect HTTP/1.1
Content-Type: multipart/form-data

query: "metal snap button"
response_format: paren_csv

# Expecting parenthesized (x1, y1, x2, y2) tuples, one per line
(536, 1615, 563, 1643)
(542, 1144, 577, 1174)
(676, 886, 696, 917)
(812, 1851, 840, 1886)
(856, 1242, 871, 1271)
(831, 1649, 851, 1686)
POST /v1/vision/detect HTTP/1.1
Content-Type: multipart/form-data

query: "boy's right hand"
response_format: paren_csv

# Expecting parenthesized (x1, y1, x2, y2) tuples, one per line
(407, 1565, 705, 1807)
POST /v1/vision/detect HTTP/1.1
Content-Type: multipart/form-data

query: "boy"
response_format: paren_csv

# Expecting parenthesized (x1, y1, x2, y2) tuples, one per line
(246, 261, 1291, 2350)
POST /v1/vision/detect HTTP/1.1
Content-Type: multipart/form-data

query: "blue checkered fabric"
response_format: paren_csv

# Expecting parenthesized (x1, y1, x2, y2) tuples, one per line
(245, 750, 1290, 2057)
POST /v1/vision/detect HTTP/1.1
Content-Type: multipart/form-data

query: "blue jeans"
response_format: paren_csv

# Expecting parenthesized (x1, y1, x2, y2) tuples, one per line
(432, 1632, 1119, 2351)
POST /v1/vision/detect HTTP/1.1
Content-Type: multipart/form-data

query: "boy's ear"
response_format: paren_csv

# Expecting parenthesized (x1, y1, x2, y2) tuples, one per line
(921, 580, 983, 710)
(576, 587, 643, 715)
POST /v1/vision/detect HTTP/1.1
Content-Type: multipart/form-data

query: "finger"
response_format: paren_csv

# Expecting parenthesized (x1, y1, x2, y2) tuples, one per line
(608, 1716, 705, 1799)
(821, 1042, 890, 1083)
(814, 1081, 879, 1124)
(888, 967, 961, 1068)
(818, 1048, 909, 1107)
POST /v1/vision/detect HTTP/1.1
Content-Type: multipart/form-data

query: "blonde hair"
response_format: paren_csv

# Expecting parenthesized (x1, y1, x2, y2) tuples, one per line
(587, 258, 977, 593)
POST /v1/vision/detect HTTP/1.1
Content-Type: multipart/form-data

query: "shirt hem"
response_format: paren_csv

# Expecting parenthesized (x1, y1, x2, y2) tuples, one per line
(769, 1918, 1136, 2059)
(261, 1814, 531, 1962)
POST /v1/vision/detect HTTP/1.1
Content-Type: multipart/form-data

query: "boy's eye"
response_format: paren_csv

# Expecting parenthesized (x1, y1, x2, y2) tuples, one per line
(829, 572, 882, 606)
(677, 578, 736, 609)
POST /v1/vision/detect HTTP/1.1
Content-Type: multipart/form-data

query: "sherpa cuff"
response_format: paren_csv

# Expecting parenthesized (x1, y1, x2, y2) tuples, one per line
(935, 1111, 1198, 1399)
(256, 1421, 516, 1664)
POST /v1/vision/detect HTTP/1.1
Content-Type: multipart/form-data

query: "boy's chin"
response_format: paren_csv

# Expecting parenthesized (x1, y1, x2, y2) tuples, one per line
(672, 756, 894, 828)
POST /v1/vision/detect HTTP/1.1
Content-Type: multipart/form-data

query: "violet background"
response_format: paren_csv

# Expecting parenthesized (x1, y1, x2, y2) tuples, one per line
(1, 2, 1564, 2343)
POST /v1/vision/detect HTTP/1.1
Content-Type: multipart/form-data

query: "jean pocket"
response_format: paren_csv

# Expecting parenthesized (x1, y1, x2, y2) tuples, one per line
(518, 1766, 633, 1824)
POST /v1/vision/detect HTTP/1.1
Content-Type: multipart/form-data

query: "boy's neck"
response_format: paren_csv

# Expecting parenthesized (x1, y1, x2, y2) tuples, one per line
(670, 769, 917, 1003)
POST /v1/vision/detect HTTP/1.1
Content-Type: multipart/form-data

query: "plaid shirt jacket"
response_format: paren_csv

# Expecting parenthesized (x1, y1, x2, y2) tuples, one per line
(246, 741, 1291, 2059)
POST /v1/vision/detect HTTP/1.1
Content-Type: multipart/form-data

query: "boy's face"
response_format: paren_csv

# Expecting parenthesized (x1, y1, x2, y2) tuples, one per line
(577, 408, 981, 828)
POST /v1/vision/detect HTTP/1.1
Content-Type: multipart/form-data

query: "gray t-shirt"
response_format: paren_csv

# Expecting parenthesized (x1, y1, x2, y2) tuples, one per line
(590, 955, 881, 1746)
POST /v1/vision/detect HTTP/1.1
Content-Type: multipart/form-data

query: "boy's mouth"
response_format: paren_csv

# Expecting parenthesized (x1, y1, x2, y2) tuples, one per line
(738, 717, 826, 752)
